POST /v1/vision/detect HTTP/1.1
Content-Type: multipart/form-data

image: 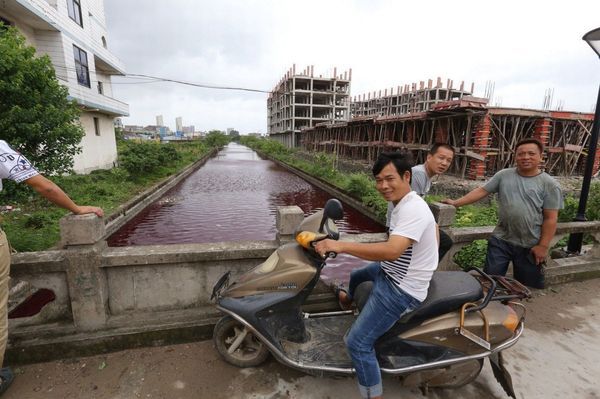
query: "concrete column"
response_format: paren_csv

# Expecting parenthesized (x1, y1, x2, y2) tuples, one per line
(59, 214, 109, 331)
(276, 206, 304, 244)
(468, 114, 491, 180)
(533, 117, 551, 148)
(428, 202, 456, 228)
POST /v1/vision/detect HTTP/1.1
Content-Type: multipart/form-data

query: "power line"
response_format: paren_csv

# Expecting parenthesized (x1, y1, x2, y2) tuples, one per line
(47, 64, 270, 93)
(127, 73, 270, 93)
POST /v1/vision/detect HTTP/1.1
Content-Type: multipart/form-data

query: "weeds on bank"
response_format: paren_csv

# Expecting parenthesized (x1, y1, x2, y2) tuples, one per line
(0, 141, 211, 252)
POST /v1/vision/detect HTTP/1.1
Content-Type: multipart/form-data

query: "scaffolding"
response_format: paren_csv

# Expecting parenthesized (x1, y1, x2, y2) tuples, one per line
(301, 99, 596, 179)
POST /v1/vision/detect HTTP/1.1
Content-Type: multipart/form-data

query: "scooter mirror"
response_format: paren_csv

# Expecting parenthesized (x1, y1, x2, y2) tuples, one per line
(319, 199, 343, 233)
(323, 199, 344, 220)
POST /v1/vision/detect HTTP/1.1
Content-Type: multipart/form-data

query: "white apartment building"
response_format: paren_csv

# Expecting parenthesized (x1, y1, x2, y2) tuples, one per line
(0, 0, 129, 173)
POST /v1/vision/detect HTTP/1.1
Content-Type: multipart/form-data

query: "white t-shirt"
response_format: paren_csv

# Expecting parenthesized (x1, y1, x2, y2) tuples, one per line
(0, 140, 39, 192)
(382, 191, 438, 301)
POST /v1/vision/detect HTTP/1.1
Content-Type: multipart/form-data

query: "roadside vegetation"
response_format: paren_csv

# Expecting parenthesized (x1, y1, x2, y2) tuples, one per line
(241, 136, 595, 268)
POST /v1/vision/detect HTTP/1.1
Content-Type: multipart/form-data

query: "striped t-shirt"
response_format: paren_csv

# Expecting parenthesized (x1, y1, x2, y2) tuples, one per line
(382, 191, 438, 301)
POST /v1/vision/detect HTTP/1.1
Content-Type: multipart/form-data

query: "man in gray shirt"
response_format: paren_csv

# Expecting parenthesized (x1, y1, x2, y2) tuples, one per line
(386, 143, 455, 260)
(443, 138, 562, 288)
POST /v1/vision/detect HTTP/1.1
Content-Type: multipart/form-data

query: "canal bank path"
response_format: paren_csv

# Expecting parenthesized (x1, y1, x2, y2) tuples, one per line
(4, 278, 599, 399)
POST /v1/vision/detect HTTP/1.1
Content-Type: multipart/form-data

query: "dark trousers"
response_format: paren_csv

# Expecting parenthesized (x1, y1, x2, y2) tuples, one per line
(484, 236, 545, 289)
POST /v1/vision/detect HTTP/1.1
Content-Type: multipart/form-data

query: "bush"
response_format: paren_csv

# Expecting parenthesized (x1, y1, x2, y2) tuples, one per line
(453, 239, 488, 269)
(119, 142, 161, 174)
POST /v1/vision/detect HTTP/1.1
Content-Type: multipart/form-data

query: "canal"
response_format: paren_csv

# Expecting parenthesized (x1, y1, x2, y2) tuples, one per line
(107, 143, 385, 281)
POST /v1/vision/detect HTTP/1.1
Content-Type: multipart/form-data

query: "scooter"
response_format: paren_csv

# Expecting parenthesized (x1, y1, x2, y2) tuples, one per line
(211, 199, 530, 397)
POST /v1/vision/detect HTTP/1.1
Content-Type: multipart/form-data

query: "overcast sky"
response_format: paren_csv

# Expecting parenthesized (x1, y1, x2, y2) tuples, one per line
(104, 0, 600, 134)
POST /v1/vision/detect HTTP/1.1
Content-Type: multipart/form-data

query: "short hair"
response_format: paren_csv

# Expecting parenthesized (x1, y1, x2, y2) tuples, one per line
(372, 151, 414, 177)
(429, 142, 455, 156)
(515, 138, 544, 153)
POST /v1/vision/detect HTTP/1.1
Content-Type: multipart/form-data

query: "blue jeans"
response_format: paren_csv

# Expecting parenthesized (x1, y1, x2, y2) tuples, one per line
(484, 235, 545, 289)
(347, 261, 380, 301)
(345, 266, 422, 398)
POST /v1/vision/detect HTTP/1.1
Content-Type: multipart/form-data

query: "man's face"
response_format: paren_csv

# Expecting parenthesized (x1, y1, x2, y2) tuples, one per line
(375, 162, 411, 203)
(515, 143, 542, 173)
(426, 147, 454, 176)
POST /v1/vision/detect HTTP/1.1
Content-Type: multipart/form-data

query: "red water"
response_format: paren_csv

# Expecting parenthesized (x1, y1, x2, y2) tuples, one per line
(107, 143, 385, 282)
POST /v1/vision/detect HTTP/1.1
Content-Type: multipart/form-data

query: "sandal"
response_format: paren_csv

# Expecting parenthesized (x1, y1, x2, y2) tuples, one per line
(331, 281, 354, 311)
(0, 367, 14, 396)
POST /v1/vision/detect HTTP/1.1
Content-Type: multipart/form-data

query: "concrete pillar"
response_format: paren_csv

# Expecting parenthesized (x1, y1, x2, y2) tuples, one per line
(533, 117, 551, 148)
(276, 206, 304, 244)
(59, 214, 108, 331)
(533, 117, 551, 171)
(428, 202, 456, 228)
(468, 114, 491, 180)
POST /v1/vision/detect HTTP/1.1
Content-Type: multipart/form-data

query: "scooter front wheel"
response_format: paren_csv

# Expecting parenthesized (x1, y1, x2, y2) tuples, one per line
(213, 316, 270, 367)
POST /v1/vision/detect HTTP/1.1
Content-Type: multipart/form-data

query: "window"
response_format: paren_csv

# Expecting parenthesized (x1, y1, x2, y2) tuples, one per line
(73, 45, 90, 87)
(93, 117, 100, 136)
(67, 0, 83, 27)
(97, 81, 103, 94)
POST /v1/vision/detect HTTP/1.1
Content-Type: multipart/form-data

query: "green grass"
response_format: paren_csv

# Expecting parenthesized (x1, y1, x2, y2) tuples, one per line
(0, 141, 211, 252)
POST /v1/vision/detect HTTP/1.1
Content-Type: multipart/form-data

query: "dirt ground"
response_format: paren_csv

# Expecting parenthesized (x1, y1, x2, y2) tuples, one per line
(3, 279, 600, 399)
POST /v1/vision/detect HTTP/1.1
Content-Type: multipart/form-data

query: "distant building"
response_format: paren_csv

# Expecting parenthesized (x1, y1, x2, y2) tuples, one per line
(175, 117, 183, 133)
(267, 64, 351, 148)
(0, 0, 129, 173)
(182, 125, 195, 134)
(156, 115, 164, 126)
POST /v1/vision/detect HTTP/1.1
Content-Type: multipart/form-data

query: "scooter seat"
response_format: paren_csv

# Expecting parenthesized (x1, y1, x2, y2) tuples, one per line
(354, 271, 483, 323)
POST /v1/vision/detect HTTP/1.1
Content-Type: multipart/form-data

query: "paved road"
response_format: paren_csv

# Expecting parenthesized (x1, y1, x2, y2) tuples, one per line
(4, 279, 600, 399)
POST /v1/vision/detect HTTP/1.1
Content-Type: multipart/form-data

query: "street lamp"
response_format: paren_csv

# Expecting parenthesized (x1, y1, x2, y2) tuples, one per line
(567, 27, 600, 253)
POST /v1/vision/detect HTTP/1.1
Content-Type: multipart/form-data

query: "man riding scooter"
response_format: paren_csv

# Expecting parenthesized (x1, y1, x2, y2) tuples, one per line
(315, 151, 438, 399)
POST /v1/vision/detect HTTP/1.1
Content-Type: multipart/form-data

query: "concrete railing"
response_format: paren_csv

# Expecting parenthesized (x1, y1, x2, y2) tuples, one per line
(7, 202, 600, 364)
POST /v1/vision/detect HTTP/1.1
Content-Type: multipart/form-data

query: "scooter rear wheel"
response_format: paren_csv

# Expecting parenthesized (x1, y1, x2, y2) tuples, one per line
(213, 316, 270, 367)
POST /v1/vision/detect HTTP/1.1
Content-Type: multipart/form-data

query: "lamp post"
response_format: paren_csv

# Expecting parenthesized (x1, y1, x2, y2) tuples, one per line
(567, 27, 600, 253)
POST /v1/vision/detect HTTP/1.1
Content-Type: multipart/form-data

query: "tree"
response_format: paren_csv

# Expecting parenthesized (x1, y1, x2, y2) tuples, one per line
(204, 130, 230, 148)
(227, 129, 240, 142)
(0, 24, 84, 175)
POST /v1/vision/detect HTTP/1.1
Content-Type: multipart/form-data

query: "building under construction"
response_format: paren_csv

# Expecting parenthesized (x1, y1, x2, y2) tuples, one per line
(351, 78, 474, 117)
(267, 65, 351, 148)
(300, 97, 596, 179)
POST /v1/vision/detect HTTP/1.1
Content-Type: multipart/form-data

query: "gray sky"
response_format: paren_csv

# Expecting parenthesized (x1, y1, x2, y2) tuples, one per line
(104, 0, 600, 134)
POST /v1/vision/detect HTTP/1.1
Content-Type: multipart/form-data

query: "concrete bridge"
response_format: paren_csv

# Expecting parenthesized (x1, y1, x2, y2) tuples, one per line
(7, 157, 600, 365)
